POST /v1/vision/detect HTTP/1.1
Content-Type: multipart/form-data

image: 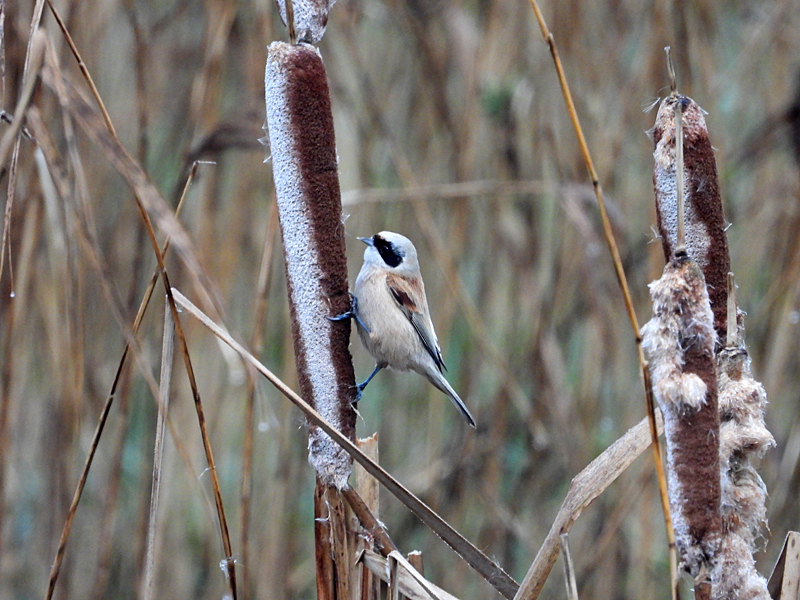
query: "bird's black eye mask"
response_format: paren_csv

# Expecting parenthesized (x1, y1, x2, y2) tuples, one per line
(373, 235, 404, 268)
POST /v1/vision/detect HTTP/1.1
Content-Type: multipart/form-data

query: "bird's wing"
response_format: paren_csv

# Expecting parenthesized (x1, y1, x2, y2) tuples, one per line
(385, 273, 446, 373)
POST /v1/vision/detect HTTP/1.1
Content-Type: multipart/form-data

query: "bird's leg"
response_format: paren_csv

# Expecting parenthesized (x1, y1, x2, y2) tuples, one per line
(328, 292, 370, 334)
(353, 364, 383, 403)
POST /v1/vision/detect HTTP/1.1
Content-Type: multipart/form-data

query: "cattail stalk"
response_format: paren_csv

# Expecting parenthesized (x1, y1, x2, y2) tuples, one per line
(265, 39, 357, 600)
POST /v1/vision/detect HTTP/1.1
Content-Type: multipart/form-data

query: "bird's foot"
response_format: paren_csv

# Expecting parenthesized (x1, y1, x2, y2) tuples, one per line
(350, 364, 383, 405)
(350, 381, 367, 404)
(328, 293, 370, 334)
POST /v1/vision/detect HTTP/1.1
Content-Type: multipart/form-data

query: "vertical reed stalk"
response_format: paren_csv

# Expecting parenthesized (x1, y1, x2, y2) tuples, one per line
(141, 303, 175, 600)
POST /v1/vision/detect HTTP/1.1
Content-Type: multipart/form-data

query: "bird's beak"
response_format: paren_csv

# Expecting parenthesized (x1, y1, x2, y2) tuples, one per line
(357, 236, 374, 247)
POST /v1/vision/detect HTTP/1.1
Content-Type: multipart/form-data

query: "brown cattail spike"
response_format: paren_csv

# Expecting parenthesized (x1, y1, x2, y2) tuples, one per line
(653, 95, 731, 345)
(265, 42, 357, 488)
(642, 255, 722, 579)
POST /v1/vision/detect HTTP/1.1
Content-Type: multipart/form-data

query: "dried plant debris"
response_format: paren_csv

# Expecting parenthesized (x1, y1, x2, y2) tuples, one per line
(652, 95, 730, 344)
(274, 0, 334, 44)
(642, 255, 721, 578)
(265, 41, 357, 488)
(711, 341, 775, 600)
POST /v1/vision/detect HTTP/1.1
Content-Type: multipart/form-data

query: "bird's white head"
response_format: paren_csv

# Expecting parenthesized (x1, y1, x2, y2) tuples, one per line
(358, 231, 420, 277)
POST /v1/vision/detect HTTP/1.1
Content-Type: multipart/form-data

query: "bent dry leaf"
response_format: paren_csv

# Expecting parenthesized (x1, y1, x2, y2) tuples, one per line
(514, 412, 664, 600)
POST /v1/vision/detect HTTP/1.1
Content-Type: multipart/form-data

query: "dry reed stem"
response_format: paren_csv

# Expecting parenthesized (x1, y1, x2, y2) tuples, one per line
(36, 33, 233, 580)
(20, 4, 44, 96)
(314, 480, 336, 600)
(171, 288, 520, 599)
(408, 551, 424, 578)
(89, 372, 131, 600)
(521, 1, 676, 595)
(359, 549, 461, 600)
(767, 532, 800, 599)
(404, 552, 427, 600)
(33, 74, 223, 590)
(559, 533, 579, 600)
(353, 435, 381, 600)
(328, 484, 353, 599)
(33, 156, 232, 599)
(39, 60, 226, 324)
(0, 28, 44, 282)
(341, 486, 397, 556)
(513, 411, 664, 600)
(354, 434, 380, 520)
(675, 98, 686, 252)
(37, 55, 239, 596)
(390, 553, 401, 600)
(285, 0, 297, 44)
(164, 301, 238, 599)
(0, 13, 43, 173)
(0, 82, 21, 569)
(29, 109, 193, 599)
(44, 0, 117, 139)
(141, 303, 175, 600)
(30, 100, 204, 597)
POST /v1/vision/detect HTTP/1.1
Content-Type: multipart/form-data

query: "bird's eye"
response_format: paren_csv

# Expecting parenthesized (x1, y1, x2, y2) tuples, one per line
(374, 236, 404, 268)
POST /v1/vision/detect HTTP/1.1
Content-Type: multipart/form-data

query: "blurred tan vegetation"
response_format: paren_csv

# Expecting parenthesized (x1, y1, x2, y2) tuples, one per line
(1, 0, 799, 598)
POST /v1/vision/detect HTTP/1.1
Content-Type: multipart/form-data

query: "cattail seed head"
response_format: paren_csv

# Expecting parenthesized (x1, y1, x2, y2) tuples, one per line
(642, 256, 721, 577)
(653, 95, 731, 345)
(265, 41, 357, 489)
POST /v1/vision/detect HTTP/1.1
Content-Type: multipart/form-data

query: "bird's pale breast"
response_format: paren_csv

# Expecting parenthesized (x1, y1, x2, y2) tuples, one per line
(354, 270, 424, 371)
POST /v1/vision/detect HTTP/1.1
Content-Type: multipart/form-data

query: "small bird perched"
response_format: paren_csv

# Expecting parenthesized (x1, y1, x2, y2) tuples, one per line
(334, 231, 476, 428)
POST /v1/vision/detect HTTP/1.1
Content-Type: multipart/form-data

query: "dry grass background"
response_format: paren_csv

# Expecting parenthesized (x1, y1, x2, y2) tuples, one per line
(1, 0, 799, 598)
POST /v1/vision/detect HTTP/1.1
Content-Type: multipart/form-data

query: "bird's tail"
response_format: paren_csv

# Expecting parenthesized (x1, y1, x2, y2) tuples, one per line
(427, 371, 476, 428)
